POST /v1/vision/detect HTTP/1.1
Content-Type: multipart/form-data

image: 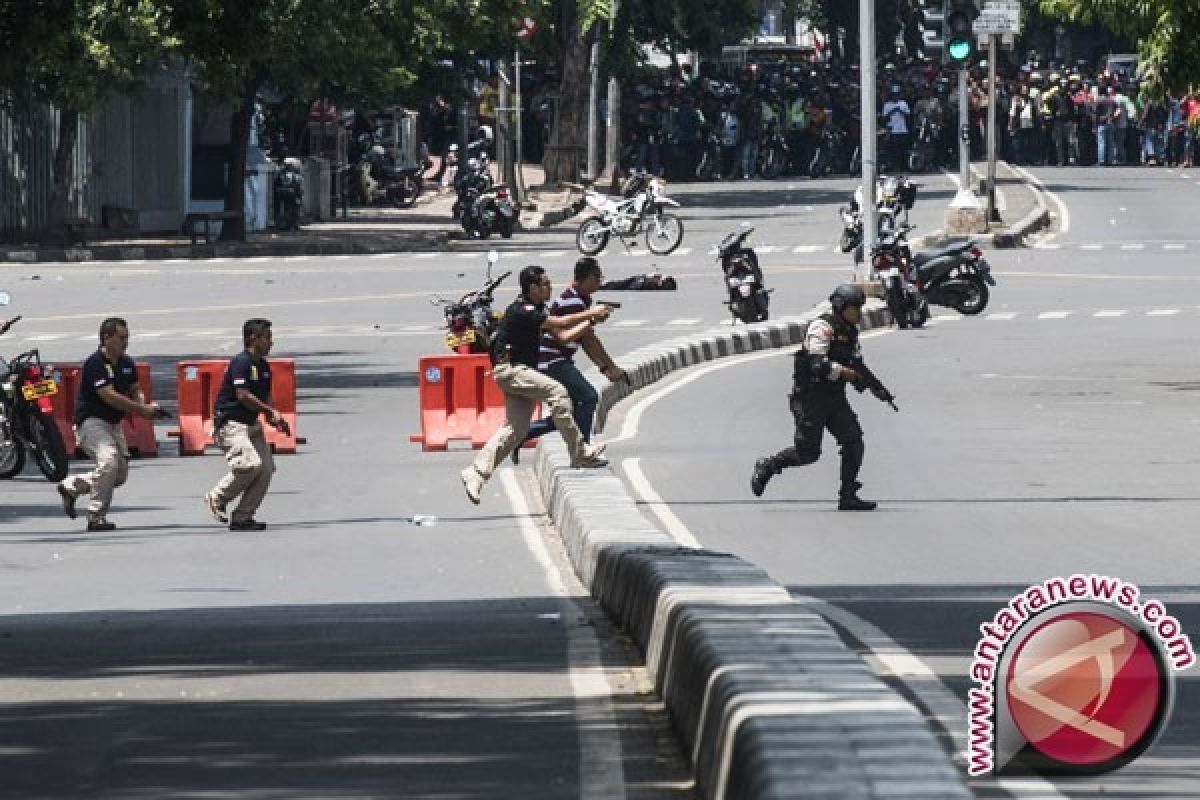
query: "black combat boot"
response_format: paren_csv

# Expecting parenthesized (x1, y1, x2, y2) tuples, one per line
(751, 458, 778, 497)
(838, 482, 877, 512)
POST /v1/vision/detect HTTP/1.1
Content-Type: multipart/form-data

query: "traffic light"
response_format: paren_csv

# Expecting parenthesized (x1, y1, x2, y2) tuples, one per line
(944, 0, 980, 66)
(918, 0, 945, 61)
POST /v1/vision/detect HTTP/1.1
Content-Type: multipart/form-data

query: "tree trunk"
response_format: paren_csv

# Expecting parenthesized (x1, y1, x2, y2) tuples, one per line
(220, 77, 259, 242)
(544, 14, 593, 185)
(45, 106, 79, 245)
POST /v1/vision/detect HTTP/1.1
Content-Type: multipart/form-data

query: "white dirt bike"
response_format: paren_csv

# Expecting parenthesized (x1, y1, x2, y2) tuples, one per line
(575, 172, 684, 256)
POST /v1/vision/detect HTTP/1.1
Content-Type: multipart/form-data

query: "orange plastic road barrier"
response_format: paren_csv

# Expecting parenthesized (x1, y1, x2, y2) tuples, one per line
(169, 359, 301, 455)
(409, 353, 538, 451)
(47, 363, 159, 457)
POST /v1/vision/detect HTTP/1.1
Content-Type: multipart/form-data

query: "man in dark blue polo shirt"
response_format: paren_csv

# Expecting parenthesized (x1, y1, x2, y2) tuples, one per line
(57, 317, 163, 531)
(204, 318, 290, 531)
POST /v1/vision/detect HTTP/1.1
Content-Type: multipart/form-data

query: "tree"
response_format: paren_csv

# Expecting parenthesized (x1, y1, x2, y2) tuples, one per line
(1039, 0, 1200, 95)
(0, 0, 170, 243)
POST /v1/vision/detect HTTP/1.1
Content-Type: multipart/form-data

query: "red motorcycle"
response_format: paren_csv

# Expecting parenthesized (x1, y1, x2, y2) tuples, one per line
(0, 318, 70, 482)
(433, 251, 510, 355)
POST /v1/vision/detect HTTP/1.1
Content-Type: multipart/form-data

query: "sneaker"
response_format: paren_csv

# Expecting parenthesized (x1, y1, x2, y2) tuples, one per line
(204, 492, 228, 524)
(229, 519, 268, 531)
(573, 455, 609, 469)
(461, 467, 483, 505)
(57, 484, 78, 519)
(750, 459, 775, 498)
(86, 515, 116, 532)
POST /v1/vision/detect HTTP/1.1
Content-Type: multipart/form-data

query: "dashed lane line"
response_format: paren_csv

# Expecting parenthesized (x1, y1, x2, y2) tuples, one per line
(987, 312, 1018, 321)
(1094, 310, 1128, 318)
(1038, 311, 1072, 320)
(1148, 309, 1181, 317)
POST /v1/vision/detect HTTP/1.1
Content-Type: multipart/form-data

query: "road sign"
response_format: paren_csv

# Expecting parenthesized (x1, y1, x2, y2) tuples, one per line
(973, 1, 1021, 35)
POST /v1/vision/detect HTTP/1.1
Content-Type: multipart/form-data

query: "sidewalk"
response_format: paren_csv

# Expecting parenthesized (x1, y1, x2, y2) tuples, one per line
(0, 162, 579, 265)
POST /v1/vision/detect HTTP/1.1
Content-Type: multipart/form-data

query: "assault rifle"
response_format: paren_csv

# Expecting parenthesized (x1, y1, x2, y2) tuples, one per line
(850, 357, 899, 412)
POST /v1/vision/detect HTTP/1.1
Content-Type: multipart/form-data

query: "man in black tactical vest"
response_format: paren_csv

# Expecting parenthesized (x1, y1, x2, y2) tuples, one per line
(750, 284, 893, 511)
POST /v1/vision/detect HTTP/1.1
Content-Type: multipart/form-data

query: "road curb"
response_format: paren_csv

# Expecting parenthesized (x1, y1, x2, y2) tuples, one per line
(0, 231, 449, 264)
(993, 162, 1051, 248)
(533, 304, 971, 799)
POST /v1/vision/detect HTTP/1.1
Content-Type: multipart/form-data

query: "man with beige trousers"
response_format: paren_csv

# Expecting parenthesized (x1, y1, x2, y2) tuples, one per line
(204, 319, 290, 531)
(57, 318, 164, 532)
(461, 265, 612, 504)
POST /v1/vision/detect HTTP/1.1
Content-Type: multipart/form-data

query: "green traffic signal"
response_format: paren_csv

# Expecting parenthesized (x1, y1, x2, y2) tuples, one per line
(947, 38, 972, 63)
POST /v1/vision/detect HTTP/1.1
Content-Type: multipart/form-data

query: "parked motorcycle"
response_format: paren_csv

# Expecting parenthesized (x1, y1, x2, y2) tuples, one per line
(716, 226, 771, 323)
(0, 315, 69, 482)
(433, 251, 511, 354)
(452, 154, 493, 221)
(357, 145, 422, 208)
(873, 227, 996, 327)
(274, 157, 304, 231)
(576, 171, 684, 256)
(461, 182, 517, 240)
(838, 175, 917, 261)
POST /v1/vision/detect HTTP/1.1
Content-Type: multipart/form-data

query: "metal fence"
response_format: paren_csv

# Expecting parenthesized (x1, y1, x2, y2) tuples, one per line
(0, 96, 99, 243)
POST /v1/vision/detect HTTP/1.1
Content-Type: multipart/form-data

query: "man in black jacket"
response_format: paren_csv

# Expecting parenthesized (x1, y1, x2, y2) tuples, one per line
(750, 285, 890, 511)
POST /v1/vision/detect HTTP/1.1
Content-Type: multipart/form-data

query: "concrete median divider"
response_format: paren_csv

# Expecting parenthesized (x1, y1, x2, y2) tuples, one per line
(533, 303, 972, 799)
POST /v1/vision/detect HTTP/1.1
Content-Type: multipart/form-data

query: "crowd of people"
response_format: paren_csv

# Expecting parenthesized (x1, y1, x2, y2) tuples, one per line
(611, 58, 1200, 182)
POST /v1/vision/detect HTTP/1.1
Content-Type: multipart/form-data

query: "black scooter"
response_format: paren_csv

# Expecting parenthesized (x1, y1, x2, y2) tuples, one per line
(717, 226, 771, 323)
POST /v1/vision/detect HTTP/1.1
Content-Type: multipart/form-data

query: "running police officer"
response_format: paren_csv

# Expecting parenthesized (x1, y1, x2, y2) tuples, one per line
(461, 265, 611, 504)
(750, 284, 895, 511)
(57, 317, 164, 531)
(204, 319, 289, 531)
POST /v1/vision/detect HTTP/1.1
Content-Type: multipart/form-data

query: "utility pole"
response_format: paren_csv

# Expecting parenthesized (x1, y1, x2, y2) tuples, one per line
(587, 36, 601, 179)
(985, 34, 1000, 223)
(859, 0, 877, 283)
(604, 0, 622, 179)
(515, 48, 527, 204)
(497, 59, 515, 192)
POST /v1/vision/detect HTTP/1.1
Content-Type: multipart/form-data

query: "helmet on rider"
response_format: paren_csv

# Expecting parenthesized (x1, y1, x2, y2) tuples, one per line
(829, 284, 866, 312)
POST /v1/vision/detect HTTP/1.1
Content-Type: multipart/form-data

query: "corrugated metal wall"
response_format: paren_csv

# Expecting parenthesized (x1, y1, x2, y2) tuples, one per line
(0, 96, 99, 243)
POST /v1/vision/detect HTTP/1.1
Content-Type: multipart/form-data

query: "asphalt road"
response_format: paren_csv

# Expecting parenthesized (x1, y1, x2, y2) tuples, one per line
(607, 165, 1200, 799)
(1, 165, 1197, 797)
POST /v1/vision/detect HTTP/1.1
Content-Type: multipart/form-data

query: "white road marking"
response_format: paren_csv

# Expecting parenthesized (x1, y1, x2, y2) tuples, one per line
(607, 332, 1067, 800)
(987, 312, 1018, 321)
(1038, 311, 1072, 320)
(1147, 309, 1181, 317)
(931, 315, 961, 322)
(1163, 244, 1186, 251)
(1093, 310, 1127, 318)
(1009, 163, 1071, 239)
(1120, 243, 1145, 251)
(543, 251, 567, 258)
(620, 459, 701, 549)
(1080, 244, 1103, 251)
(23, 333, 71, 342)
(756, 246, 782, 254)
(792, 245, 825, 254)
(499, 469, 628, 800)
(457, 253, 477, 259)
(414, 253, 438, 260)
(666, 318, 701, 326)
(613, 320, 647, 327)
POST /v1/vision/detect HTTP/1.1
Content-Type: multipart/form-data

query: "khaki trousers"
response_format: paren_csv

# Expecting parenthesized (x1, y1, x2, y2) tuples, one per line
(211, 421, 275, 522)
(470, 363, 586, 481)
(62, 417, 129, 516)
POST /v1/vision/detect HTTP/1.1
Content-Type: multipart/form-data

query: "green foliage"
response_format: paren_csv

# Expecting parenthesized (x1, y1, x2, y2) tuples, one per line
(1039, 0, 1200, 95)
(0, 0, 172, 110)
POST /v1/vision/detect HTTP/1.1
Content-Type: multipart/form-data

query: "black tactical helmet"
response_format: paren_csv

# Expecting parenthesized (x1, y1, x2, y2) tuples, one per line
(830, 283, 866, 311)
